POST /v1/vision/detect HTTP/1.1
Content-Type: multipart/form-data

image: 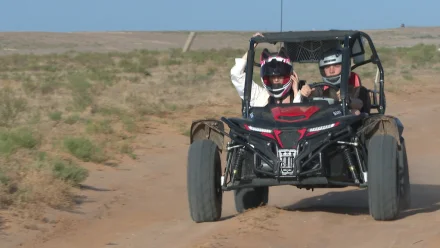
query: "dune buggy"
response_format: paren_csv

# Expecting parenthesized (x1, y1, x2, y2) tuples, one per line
(186, 30, 411, 222)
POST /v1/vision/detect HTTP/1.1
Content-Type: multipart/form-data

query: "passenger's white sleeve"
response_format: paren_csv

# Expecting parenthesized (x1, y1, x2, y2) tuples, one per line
(230, 58, 269, 107)
(292, 91, 302, 103)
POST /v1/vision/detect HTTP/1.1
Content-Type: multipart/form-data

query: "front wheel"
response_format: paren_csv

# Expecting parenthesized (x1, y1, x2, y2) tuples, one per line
(367, 134, 400, 221)
(187, 139, 223, 223)
(398, 138, 411, 210)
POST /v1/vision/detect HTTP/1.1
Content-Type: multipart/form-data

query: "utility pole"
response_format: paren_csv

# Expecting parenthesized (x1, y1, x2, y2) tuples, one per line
(280, 0, 283, 32)
(279, 0, 283, 50)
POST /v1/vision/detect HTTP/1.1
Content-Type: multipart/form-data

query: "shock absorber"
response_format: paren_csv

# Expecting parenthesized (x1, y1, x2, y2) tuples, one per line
(231, 148, 245, 182)
(342, 146, 360, 184)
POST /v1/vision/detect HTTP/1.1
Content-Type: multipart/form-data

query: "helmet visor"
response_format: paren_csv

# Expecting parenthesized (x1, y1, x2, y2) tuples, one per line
(260, 58, 293, 78)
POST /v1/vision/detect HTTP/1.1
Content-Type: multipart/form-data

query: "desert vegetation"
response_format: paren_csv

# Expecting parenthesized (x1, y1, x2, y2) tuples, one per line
(0, 40, 438, 219)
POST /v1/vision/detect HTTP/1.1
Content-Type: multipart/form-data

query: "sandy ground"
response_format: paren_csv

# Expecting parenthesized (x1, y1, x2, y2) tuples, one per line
(0, 27, 440, 248)
(2, 90, 437, 248)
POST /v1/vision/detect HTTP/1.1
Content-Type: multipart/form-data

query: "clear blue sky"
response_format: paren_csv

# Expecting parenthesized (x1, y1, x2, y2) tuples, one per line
(0, 0, 438, 32)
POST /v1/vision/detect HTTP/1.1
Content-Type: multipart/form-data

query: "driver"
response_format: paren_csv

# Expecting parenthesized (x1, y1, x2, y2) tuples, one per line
(230, 32, 302, 107)
(299, 46, 370, 115)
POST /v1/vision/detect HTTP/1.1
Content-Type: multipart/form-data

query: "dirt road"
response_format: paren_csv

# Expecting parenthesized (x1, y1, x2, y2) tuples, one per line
(0, 27, 439, 248)
(0, 90, 434, 248)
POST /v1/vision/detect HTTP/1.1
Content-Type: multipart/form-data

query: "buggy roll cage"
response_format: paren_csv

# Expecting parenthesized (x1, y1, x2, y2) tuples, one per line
(241, 30, 385, 119)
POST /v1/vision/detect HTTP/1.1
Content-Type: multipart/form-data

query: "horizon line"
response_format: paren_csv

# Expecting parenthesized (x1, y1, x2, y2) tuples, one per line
(1, 25, 440, 33)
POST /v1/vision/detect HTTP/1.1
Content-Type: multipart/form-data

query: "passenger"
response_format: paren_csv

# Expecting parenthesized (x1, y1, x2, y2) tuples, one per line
(230, 32, 302, 107)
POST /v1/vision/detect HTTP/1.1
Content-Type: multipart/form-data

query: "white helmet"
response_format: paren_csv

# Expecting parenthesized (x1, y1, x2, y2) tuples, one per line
(318, 46, 348, 86)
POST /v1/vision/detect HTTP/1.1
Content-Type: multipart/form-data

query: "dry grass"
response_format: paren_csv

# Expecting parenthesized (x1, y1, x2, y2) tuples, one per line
(0, 41, 439, 219)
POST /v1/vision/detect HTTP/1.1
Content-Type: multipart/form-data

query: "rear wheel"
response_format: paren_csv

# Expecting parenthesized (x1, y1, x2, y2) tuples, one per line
(234, 186, 269, 213)
(187, 139, 222, 223)
(367, 134, 400, 221)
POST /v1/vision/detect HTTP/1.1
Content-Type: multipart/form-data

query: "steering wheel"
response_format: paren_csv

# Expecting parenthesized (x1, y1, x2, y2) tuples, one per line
(301, 82, 341, 105)
(308, 82, 340, 91)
